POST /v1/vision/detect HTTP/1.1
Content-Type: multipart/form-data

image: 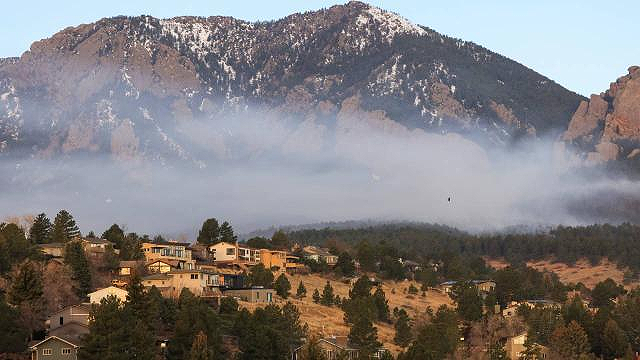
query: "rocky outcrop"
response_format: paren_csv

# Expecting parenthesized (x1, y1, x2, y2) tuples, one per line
(564, 66, 640, 162)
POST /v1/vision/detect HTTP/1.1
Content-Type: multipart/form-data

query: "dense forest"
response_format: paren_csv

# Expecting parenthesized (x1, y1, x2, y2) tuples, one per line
(287, 223, 640, 275)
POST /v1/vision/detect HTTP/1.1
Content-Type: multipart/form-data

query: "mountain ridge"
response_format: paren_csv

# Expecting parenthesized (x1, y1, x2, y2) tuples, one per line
(0, 1, 584, 165)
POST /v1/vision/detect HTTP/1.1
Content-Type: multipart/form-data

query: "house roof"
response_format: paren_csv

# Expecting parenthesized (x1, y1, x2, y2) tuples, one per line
(82, 237, 113, 244)
(88, 286, 129, 296)
(38, 243, 65, 249)
(142, 274, 171, 281)
(49, 303, 92, 317)
(30, 336, 80, 349)
(147, 259, 180, 267)
(119, 260, 140, 268)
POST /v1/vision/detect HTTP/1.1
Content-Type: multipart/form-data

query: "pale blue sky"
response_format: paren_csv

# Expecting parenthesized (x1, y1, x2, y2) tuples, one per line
(1, 1, 638, 96)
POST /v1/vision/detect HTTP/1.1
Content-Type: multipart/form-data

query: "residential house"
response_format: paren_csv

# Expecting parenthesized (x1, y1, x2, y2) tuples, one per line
(147, 259, 179, 274)
(285, 254, 306, 273)
(88, 286, 129, 304)
(209, 242, 263, 264)
(142, 241, 195, 270)
(48, 304, 90, 331)
(30, 336, 80, 360)
(237, 245, 261, 263)
(302, 246, 338, 266)
(502, 300, 561, 318)
(439, 280, 496, 295)
(259, 249, 288, 271)
(80, 238, 116, 258)
(117, 260, 144, 277)
(37, 243, 66, 258)
(142, 269, 221, 298)
(504, 332, 549, 359)
(293, 336, 388, 360)
(224, 287, 274, 303)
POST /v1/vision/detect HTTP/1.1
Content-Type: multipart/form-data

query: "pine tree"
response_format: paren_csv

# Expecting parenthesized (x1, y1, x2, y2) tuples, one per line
(549, 321, 591, 359)
(601, 319, 629, 360)
(219, 221, 236, 243)
(321, 281, 335, 306)
(0, 223, 31, 274)
(373, 287, 390, 322)
(453, 281, 483, 322)
(80, 296, 130, 360)
(0, 293, 28, 353)
(274, 273, 291, 298)
(335, 251, 355, 277)
(189, 331, 211, 360)
(51, 210, 80, 243)
(8, 261, 46, 340)
(271, 230, 289, 249)
(29, 213, 52, 244)
(64, 241, 92, 298)
(197, 218, 220, 245)
(394, 309, 412, 347)
(296, 281, 307, 299)
(102, 224, 125, 249)
(312, 289, 321, 303)
(348, 315, 381, 358)
(248, 263, 274, 287)
(102, 245, 119, 272)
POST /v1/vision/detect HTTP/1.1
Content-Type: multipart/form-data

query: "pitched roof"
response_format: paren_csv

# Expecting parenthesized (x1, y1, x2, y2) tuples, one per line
(30, 336, 80, 349)
(38, 243, 65, 249)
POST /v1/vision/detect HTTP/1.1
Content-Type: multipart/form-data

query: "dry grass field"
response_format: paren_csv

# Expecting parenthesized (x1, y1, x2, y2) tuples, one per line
(486, 258, 639, 289)
(237, 273, 453, 354)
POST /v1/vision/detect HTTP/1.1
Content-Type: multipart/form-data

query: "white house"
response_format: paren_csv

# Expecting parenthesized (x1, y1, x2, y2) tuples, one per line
(88, 286, 129, 304)
(209, 242, 238, 262)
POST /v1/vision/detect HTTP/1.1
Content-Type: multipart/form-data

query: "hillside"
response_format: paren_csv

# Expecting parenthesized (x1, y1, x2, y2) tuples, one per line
(0, 1, 584, 164)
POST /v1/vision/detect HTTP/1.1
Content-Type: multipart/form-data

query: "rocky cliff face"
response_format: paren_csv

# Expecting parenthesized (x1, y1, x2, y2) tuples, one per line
(0, 1, 584, 165)
(564, 66, 640, 163)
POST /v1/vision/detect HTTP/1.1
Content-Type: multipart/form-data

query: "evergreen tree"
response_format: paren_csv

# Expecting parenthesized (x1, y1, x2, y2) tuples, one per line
(8, 260, 47, 339)
(297, 336, 327, 360)
(274, 273, 292, 299)
(51, 210, 80, 243)
(119, 233, 144, 261)
(0, 293, 28, 353)
(452, 281, 483, 322)
(356, 240, 377, 272)
(271, 230, 290, 249)
(197, 218, 220, 245)
(102, 224, 125, 249)
(348, 315, 381, 358)
(189, 331, 211, 360)
(549, 321, 592, 359)
(312, 289, 321, 303)
(335, 251, 356, 277)
(394, 309, 412, 347)
(373, 287, 390, 322)
(64, 241, 92, 298)
(402, 306, 459, 360)
(591, 279, 625, 308)
(248, 263, 274, 287)
(80, 296, 129, 360)
(219, 221, 236, 243)
(296, 281, 307, 299)
(0, 223, 31, 274)
(601, 319, 629, 360)
(102, 245, 119, 272)
(29, 213, 52, 244)
(168, 289, 221, 360)
(321, 281, 335, 306)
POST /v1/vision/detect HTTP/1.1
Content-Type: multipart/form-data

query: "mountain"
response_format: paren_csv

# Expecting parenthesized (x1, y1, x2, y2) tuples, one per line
(0, 1, 584, 165)
(563, 66, 640, 164)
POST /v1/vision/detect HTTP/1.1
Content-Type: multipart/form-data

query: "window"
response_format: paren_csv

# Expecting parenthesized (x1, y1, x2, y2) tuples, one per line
(256, 291, 260, 299)
(226, 248, 235, 256)
(59, 316, 64, 326)
(190, 274, 198, 280)
(62, 348, 72, 355)
(43, 348, 52, 355)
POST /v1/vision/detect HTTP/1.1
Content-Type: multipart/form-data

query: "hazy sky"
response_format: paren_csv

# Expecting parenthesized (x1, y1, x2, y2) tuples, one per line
(1, 1, 638, 96)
